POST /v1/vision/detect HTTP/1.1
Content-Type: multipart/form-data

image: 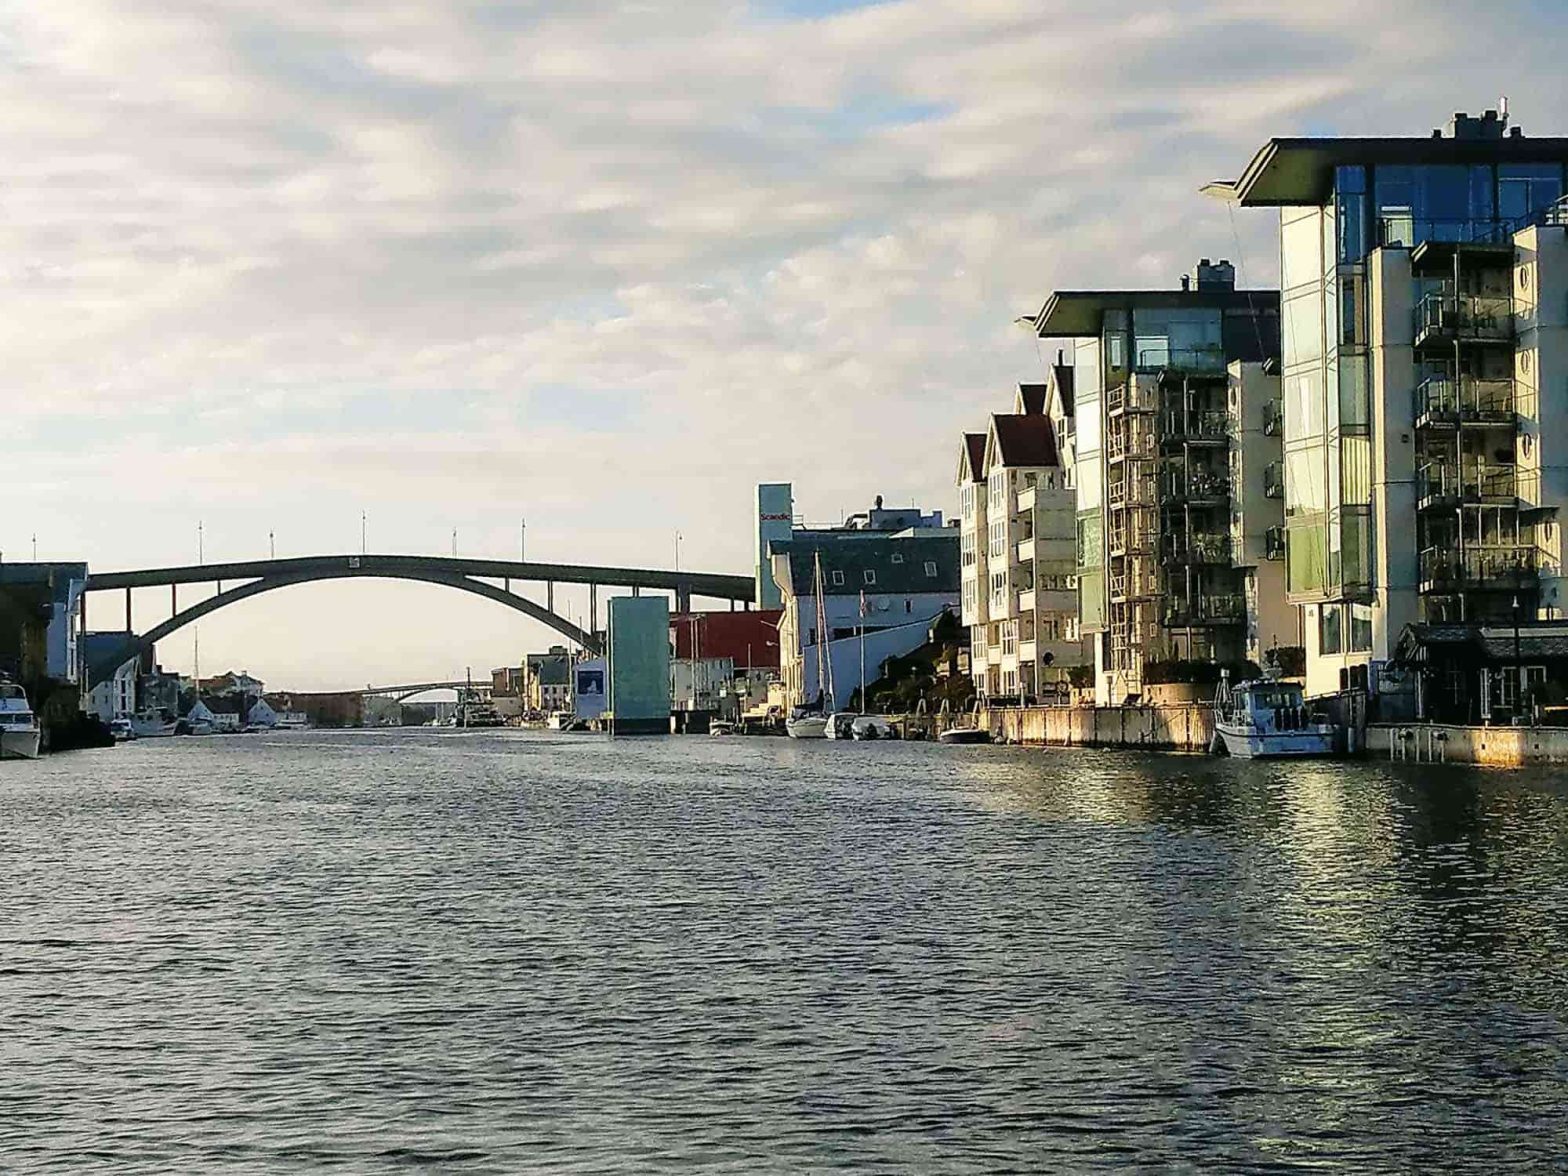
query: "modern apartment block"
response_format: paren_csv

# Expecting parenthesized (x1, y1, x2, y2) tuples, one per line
(957, 383, 1085, 701)
(1030, 260, 1292, 705)
(1215, 109, 1568, 712)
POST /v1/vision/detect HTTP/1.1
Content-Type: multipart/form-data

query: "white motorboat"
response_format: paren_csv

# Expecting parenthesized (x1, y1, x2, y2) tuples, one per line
(851, 715, 896, 741)
(1212, 676, 1338, 759)
(708, 720, 736, 737)
(784, 708, 829, 740)
(547, 711, 588, 732)
(109, 718, 138, 742)
(0, 681, 43, 760)
(824, 712, 856, 740)
(130, 710, 177, 738)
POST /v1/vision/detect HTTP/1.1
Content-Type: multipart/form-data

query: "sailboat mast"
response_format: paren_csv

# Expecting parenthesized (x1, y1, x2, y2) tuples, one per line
(813, 551, 833, 712)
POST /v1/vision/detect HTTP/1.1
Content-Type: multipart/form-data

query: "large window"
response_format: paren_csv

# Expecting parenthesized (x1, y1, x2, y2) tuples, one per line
(1319, 604, 1343, 656)
(1133, 307, 1223, 372)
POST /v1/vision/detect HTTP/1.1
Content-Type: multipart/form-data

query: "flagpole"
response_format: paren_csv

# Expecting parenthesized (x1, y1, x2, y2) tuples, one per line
(858, 590, 867, 715)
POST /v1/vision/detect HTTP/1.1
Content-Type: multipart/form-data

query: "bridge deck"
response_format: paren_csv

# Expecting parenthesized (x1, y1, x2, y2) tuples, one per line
(86, 554, 754, 602)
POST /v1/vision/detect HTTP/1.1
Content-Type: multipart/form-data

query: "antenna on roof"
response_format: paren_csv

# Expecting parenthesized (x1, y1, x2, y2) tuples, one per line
(1500, 96, 1510, 127)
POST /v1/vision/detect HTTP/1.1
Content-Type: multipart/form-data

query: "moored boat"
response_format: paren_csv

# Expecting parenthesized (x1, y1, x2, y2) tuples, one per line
(939, 726, 991, 745)
(1212, 676, 1338, 759)
(0, 681, 43, 760)
(785, 708, 829, 740)
(851, 715, 896, 741)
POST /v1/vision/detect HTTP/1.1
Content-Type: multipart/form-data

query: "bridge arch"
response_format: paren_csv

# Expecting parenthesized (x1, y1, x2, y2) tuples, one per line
(86, 569, 600, 690)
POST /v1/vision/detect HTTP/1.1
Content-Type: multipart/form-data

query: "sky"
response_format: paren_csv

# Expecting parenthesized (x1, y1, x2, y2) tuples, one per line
(6, 0, 1567, 689)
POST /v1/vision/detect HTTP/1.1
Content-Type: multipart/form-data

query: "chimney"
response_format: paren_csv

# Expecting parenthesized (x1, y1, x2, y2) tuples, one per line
(1180, 274, 1191, 292)
(1444, 110, 1510, 141)
(1191, 258, 1236, 292)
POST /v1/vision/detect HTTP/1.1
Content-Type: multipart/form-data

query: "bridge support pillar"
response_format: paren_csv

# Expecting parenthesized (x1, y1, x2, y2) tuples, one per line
(676, 585, 691, 614)
(589, 583, 597, 632)
(547, 582, 554, 612)
(126, 587, 133, 631)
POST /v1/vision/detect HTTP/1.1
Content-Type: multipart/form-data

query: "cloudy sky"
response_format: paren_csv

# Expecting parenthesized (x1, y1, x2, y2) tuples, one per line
(7, 0, 1565, 688)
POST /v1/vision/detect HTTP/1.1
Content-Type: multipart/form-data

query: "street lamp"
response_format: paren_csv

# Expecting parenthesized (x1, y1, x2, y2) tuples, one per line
(1512, 593, 1524, 726)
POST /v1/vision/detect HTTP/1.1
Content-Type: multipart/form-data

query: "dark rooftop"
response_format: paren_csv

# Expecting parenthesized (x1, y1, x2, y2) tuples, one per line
(990, 414, 1059, 469)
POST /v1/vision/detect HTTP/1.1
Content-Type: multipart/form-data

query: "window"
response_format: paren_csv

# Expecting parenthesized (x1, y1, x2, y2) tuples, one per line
(863, 570, 876, 586)
(1319, 605, 1343, 656)
(924, 561, 938, 577)
(830, 570, 845, 587)
(1349, 603, 1373, 653)
(891, 552, 905, 564)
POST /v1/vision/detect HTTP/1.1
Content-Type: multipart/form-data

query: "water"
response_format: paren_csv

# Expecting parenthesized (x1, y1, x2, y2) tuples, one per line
(3, 731, 1568, 1173)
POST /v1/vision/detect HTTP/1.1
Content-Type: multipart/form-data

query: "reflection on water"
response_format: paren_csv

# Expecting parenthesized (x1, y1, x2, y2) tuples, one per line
(3, 732, 1566, 1171)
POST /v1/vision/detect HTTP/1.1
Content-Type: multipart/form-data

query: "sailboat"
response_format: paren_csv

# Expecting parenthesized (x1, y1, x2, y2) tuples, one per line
(786, 552, 834, 740)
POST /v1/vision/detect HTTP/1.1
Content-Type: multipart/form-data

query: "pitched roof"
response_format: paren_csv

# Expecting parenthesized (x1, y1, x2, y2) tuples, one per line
(959, 433, 987, 484)
(1051, 363, 1074, 415)
(775, 533, 960, 597)
(988, 414, 1059, 469)
(1016, 383, 1047, 415)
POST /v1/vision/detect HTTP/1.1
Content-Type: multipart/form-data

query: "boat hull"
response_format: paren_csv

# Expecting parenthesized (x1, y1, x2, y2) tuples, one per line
(785, 716, 828, 740)
(939, 727, 991, 745)
(1, 728, 42, 760)
(1214, 725, 1337, 759)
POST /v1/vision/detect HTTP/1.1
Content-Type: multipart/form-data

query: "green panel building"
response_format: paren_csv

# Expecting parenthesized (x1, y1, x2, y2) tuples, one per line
(607, 596, 671, 735)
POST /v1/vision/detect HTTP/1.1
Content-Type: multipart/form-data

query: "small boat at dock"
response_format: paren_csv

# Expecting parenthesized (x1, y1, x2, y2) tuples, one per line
(0, 681, 42, 760)
(939, 726, 991, 745)
(1212, 676, 1338, 759)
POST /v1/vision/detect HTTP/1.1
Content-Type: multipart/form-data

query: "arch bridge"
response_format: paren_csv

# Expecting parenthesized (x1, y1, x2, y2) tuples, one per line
(362, 681, 487, 704)
(83, 554, 755, 690)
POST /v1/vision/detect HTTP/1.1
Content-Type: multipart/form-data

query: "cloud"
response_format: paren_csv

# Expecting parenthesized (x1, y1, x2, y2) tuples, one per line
(7, 0, 1565, 685)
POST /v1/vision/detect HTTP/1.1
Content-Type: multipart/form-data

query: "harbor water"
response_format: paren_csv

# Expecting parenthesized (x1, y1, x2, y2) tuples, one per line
(4, 731, 1567, 1172)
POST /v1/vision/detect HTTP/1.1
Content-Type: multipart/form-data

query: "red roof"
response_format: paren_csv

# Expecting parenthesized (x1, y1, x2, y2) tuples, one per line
(990, 414, 1059, 468)
(961, 433, 987, 483)
(670, 610, 783, 668)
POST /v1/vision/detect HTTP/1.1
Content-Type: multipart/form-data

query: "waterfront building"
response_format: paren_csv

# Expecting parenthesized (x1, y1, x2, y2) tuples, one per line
(1029, 260, 1290, 704)
(957, 383, 1087, 702)
(1214, 108, 1568, 710)
(0, 562, 88, 686)
(771, 530, 960, 708)
(82, 631, 139, 722)
(490, 666, 524, 721)
(606, 597, 670, 734)
(523, 647, 573, 714)
(573, 657, 607, 723)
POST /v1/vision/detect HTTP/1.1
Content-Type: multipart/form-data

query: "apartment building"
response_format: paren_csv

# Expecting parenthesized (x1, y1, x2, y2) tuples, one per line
(1029, 260, 1292, 705)
(1215, 109, 1568, 715)
(957, 383, 1085, 701)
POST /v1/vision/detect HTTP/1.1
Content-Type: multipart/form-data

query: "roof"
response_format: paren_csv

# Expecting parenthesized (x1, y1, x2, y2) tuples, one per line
(1051, 363, 1074, 416)
(82, 631, 135, 670)
(989, 414, 1058, 469)
(1215, 135, 1568, 208)
(1032, 289, 1279, 337)
(1394, 622, 1568, 664)
(525, 652, 571, 685)
(1016, 383, 1047, 415)
(774, 533, 960, 598)
(959, 433, 987, 484)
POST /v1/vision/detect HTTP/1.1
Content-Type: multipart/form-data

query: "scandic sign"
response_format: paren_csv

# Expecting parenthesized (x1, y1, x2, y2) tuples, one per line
(759, 514, 791, 522)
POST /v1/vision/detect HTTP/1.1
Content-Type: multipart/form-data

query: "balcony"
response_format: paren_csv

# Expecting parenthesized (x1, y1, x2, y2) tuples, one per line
(1262, 399, 1283, 438)
(1106, 378, 1158, 417)
(1416, 462, 1519, 510)
(1264, 525, 1286, 561)
(1163, 593, 1245, 628)
(1163, 533, 1232, 566)
(1016, 589, 1036, 615)
(1419, 545, 1539, 593)
(1162, 409, 1231, 445)
(1107, 426, 1156, 463)
(1263, 460, 1285, 500)
(1414, 292, 1513, 350)
(1016, 537, 1036, 564)
(1108, 521, 1155, 557)
(1108, 473, 1157, 509)
(1414, 377, 1516, 430)
(1133, 343, 1226, 375)
(1015, 485, 1037, 514)
(1109, 565, 1158, 603)
(1163, 469, 1231, 505)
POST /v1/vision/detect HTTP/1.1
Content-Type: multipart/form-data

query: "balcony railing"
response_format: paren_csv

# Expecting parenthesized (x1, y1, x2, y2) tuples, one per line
(1415, 376, 1517, 428)
(1263, 461, 1285, 500)
(1162, 470, 1231, 502)
(1108, 523, 1155, 556)
(1163, 593, 1245, 627)
(1414, 292, 1513, 344)
(1163, 534, 1232, 565)
(1162, 410, 1230, 443)
(1416, 461, 1518, 507)
(1105, 378, 1159, 416)
(1419, 545, 1540, 591)
(1107, 474, 1157, 508)
(1107, 427, 1155, 462)
(1133, 343, 1227, 375)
